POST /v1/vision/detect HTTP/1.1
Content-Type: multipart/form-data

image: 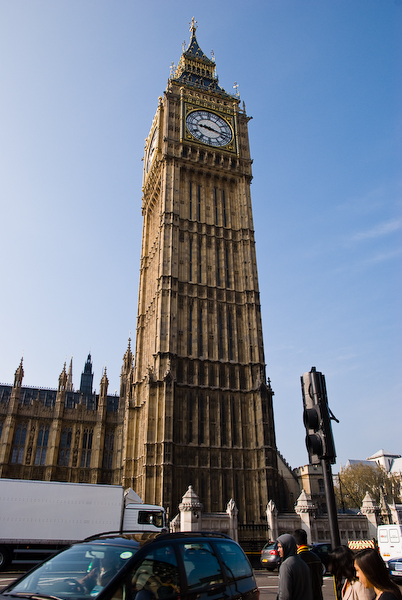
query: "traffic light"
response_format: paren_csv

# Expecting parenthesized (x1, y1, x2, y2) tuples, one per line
(301, 367, 338, 465)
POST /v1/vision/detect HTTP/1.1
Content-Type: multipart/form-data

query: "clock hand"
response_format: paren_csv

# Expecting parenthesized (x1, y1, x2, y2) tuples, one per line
(199, 123, 230, 138)
(199, 123, 220, 133)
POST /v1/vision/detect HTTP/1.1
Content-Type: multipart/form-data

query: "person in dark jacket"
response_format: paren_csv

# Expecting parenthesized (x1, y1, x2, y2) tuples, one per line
(277, 533, 313, 600)
(293, 529, 323, 600)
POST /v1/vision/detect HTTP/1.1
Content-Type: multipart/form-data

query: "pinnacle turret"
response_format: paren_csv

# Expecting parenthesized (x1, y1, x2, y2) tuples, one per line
(170, 17, 232, 99)
(58, 362, 68, 392)
(100, 366, 109, 396)
(121, 337, 133, 375)
(66, 357, 73, 391)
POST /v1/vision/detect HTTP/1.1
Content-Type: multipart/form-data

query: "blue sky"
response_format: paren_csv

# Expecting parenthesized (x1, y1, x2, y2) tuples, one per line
(0, 0, 401, 473)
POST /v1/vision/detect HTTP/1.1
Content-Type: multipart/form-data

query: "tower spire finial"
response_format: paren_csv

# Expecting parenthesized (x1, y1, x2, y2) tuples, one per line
(189, 17, 197, 35)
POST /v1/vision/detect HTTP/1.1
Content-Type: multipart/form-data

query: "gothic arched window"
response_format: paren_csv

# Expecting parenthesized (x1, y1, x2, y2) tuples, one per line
(35, 425, 49, 466)
(11, 424, 27, 464)
(58, 427, 72, 466)
(102, 431, 115, 469)
(80, 428, 93, 468)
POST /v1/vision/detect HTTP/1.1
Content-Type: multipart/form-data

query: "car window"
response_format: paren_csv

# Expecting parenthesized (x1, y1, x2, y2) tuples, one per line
(390, 528, 400, 543)
(262, 543, 276, 551)
(214, 541, 252, 581)
(8, 544, 135, 600)
(130, 544, 180, 599)
(379, 529, 389, 543)
(179, 542, 223, 590)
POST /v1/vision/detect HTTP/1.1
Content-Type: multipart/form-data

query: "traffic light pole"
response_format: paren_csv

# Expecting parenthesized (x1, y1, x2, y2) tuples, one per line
(321, 457, 340, 549)
(301, 367, 341, 549)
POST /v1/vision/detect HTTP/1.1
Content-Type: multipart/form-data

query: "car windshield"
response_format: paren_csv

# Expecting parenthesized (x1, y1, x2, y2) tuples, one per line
(4, 543, 137, 600)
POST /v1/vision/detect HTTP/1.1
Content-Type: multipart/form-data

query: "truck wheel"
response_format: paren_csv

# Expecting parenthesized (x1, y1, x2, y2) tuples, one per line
(0, 546, 11, 571)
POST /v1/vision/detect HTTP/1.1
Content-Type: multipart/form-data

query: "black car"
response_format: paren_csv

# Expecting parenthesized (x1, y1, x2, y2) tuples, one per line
(387, 556, 402, 583)
(260, 542, 281, 571)
(0, 531, 258, 600)
(311, 543, 332, 575)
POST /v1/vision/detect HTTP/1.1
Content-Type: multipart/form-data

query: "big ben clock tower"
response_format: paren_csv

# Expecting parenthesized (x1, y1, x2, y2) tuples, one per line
(122, 19, 282, 526)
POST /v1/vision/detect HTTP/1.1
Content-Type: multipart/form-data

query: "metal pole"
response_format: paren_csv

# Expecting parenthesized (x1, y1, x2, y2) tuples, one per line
(322, 457, 340, 548)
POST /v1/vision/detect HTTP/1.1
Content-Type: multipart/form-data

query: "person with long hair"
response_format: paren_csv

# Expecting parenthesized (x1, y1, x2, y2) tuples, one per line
(328, 546, 375, 600)
(354, 548, 402, 600)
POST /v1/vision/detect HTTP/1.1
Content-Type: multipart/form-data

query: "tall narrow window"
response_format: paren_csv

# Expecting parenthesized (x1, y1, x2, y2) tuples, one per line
(188, 362, 194, 384)
(103, 431, 115, 469)
(228, 310, 233, 360)
(198, 305, 203, 356)
(188, 394, 193, 443)
(209, 395, 216, 445)
(214, 188, 218, 225)
(35, 425, 49, 466)
(219, 364, 226, 387)
(189, 182, 193, 219)
(189, 238, 193, 281)
(229, 365, 236, 389)
(239, 366, 247, 389)
(198, 238, 202, 283)
(177, 359, 184, 383)
(198, 185, 201, 221)
(222, 190, 227, 227)
(58, 428, 72, 466)
(231, 397, 237, 446)
(11, 424, 27, 464)
(216, 242, 221, 287)
(188, 305, 193, 355)
(221, 397, 227, 446)
(81, 428, 93, 468)
(199, 362, 205, 385)
(199, 395, 204, 444)
(225, 245, 230, 288)
(218, 309, 224, 359)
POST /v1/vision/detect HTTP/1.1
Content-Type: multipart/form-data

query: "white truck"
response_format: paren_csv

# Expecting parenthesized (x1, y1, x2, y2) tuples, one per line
(0, 479, 166, 570)
(378, 524, 402, 561)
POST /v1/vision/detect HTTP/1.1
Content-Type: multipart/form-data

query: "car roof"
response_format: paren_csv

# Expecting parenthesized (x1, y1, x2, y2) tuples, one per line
(81, 530, 233, 550)
(86, 531, 231, 542)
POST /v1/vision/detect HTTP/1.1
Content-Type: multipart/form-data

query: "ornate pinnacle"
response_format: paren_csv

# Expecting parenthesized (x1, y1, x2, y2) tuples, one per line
(189, 16, 197, 34)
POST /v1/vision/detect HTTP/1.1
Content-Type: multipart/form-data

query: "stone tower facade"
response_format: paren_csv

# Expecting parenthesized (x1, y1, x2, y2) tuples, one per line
(121, 20, 281, 524)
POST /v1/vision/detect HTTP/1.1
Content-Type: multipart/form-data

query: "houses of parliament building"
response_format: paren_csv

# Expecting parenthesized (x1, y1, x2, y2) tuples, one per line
(0, 21, 291, 528)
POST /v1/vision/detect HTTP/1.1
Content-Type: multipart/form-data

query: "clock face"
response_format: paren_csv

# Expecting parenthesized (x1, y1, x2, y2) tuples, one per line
(186, 110, 233, 147)
(146, 127, 158, 173)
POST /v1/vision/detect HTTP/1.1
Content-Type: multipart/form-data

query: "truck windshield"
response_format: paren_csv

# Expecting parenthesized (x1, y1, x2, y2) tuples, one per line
(6, 543, 137, 600)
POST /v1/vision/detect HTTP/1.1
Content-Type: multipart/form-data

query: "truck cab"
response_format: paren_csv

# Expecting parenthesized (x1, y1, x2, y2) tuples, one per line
(123, 503, 166, 531)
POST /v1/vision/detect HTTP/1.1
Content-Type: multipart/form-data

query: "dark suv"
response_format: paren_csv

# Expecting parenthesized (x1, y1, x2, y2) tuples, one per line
(311, 543, 332, 575)
(0, 531, 258, 600)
